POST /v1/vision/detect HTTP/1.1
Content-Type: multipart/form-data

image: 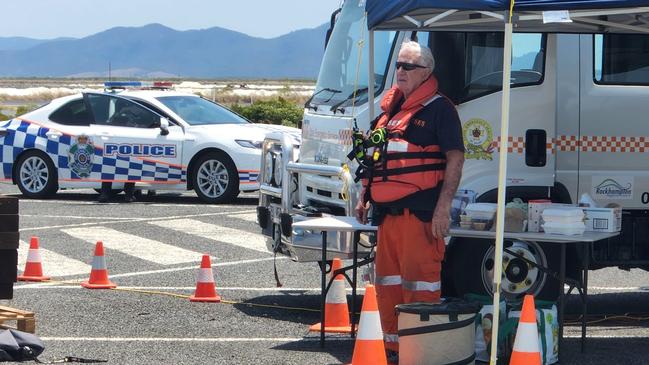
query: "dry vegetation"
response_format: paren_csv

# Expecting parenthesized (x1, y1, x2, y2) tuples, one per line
(0, 78, 314, 126)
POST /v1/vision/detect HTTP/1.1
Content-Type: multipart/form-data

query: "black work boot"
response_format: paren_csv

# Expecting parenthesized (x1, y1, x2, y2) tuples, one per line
(124, 183, 136, 203)
(98, 182, 111, 203)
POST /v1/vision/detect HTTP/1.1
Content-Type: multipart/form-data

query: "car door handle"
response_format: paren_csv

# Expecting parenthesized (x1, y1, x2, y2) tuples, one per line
(45, 130, 62, 139)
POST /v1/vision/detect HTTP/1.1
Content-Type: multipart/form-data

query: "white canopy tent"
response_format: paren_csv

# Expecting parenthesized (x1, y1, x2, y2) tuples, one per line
(364, 1, 649, 363)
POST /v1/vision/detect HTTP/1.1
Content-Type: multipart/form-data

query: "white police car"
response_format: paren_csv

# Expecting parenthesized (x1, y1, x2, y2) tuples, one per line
(0, 81, 300, 203)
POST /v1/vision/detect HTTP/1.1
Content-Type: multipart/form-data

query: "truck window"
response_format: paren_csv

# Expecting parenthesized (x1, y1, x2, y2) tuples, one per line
(594, 34, 649, 85)
(311, 0, 396, 109)
(428, 32, 545, 104)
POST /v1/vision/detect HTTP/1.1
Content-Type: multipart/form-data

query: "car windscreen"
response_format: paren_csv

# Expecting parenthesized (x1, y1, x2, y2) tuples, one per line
(156, 96, 249, 126)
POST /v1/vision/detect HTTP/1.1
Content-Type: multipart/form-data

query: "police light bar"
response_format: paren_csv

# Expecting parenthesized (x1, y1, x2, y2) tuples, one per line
(103, 81, 173, 90)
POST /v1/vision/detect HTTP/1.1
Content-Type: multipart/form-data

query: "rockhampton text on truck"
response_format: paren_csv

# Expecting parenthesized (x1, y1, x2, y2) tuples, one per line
(257, 0, 649, 300)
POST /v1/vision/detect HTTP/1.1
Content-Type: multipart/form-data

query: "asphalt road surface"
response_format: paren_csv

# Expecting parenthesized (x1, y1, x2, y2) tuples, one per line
(1, 184, 649, 364)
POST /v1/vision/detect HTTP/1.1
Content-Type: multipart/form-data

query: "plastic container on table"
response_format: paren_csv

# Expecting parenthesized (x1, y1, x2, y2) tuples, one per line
(542, 221, 586, 235)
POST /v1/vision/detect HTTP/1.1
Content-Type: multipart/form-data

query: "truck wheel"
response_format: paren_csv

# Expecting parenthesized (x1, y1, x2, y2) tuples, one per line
(192, 152, 239, 204)
(15, 150, 58, 198)
(443, 237, 561, 301)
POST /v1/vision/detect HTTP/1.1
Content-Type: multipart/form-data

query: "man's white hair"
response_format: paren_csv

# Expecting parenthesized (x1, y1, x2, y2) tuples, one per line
(399, 41, 435, 71)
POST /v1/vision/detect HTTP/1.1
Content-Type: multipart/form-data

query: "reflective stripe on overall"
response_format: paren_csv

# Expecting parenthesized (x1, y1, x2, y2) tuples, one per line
(369, 77, 447, 353)
(375, 209, 444, 352)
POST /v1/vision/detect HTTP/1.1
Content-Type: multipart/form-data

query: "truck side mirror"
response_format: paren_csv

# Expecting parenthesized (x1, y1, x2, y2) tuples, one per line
(159, 117, 170, 136)
(324, 8, 342, 49)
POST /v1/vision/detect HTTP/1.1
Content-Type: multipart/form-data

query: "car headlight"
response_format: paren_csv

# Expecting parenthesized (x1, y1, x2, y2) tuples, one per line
(263, 151, 274, 184)
(273, 151, 283, 186)
(236, 139, 263, 149)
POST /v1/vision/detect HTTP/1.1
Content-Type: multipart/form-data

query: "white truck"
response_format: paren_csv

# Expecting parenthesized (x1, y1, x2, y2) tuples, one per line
(257, 0, 649, 300)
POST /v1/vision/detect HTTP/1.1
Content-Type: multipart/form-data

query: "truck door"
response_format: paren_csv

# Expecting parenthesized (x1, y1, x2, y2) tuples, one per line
(429, 32, 556, 194)
(578, 34, 649, 209)
(83, 93, 185, 186)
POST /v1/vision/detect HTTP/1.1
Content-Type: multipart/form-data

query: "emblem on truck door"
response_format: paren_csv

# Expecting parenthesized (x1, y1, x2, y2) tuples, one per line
(463, 118, 495, 160)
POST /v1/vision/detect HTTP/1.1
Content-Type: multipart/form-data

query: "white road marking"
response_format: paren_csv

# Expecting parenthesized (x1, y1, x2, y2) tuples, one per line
(150, 218, 269, 253)
(15, 286, 364, 292)
(564, 334, 649, 338)
(40, 337, 351, 342)
(15, 256, 282, 285)
(20, 214, 134, 220)
(61, 226, 202, 265)
(17, 240, 90, 277)
(230, 212, 259, 223)
(21, 209, 254, 232)
(589, 286, 649, 292)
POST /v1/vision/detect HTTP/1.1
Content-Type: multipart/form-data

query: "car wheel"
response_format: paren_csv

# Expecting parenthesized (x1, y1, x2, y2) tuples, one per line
(193, 152, 239, 204)
(15, 151, 58, 198)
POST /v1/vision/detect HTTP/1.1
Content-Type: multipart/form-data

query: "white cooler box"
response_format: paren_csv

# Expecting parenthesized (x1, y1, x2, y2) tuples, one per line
(396, 299, 482, 365)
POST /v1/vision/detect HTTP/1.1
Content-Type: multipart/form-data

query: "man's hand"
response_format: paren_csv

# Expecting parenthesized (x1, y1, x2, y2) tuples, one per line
(431, 208, 450, 239)
(355, 199, 370, 224)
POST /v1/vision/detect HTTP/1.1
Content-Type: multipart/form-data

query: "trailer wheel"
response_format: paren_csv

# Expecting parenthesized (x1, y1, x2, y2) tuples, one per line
(443, 237, 561, 301)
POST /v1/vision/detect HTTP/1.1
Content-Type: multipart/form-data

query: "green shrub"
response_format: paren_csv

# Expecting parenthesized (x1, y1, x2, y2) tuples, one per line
(230, 97, 303, 128)
(0, 111, 10, 121)
(15, 105, 38, 117)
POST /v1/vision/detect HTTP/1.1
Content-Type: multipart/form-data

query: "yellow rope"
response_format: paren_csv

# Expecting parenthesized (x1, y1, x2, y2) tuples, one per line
(509, 0, 515, 23)
(30, 279, 324, 313)
(349, 12, 367, 116)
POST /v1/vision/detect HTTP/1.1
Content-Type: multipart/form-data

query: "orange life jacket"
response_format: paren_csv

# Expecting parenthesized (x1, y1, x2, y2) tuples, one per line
(364, 77, 447, 204)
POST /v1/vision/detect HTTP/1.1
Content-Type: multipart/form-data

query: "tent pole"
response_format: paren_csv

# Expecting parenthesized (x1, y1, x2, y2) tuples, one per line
(368, 29, 375, 122)
(489, 20, 514, 365)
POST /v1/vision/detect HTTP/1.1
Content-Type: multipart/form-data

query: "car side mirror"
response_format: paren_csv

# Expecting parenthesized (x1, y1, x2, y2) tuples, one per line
(159, 117, 170, 136)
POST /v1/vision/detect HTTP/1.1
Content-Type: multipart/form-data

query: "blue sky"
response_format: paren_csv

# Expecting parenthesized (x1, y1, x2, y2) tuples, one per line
(1, 0, 343, 39)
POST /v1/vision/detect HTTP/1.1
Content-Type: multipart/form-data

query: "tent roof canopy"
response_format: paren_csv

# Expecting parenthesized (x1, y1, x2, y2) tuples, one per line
(366, 0, 649, 33)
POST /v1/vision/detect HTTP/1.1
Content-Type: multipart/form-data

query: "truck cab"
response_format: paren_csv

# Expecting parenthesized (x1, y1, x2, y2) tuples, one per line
(258, 0, 649, 300)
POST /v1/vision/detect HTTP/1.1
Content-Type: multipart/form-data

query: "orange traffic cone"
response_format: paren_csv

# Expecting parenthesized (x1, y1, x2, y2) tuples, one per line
(189, 254, 221, 303)
(309, 258, 352, 333)
(81, 241, 117, 289)
(18, 236, 50, 282)
(348, 284, 387, 365)
(509, 295, 542, 365)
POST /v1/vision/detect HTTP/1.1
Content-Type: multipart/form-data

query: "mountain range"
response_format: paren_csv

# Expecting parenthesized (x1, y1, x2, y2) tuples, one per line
(0, 23, 328, 79)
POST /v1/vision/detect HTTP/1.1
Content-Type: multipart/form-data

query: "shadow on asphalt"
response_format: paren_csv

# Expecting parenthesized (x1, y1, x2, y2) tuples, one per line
(565, 291, 649, 317)
(233, 292, 365, 322)
(561, 337, 649, 365)
(6, 191, 259, 206)
(233, 292, 324, 325)
(271, 338, 355, 365)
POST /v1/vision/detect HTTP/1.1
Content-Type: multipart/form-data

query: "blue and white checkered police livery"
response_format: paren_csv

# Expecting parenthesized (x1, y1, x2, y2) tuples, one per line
(1, 88, 300, 203)
(1, 119, 186, 183)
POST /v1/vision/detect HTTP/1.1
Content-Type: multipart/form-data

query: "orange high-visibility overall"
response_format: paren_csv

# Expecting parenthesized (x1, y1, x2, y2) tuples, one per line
(368, 77, 447, 352)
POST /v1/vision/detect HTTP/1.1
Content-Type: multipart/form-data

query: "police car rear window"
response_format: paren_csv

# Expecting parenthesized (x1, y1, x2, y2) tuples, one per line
(49, 99, 93, 126)
(156, 96, 249, 126)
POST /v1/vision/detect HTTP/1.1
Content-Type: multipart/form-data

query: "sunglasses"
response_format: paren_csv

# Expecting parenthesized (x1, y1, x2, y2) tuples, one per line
(396, 62, 428, 71)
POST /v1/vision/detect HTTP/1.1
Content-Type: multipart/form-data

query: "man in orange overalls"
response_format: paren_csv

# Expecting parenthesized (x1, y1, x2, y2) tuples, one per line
(355, 41, 465, 362)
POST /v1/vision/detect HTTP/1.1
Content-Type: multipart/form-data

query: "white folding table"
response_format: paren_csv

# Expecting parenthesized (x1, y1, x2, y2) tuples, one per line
(292, 216, 377, 347)
(449, 228, 619, 359)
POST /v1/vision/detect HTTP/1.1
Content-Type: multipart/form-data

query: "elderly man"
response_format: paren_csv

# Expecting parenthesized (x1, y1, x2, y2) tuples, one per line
(355, 41, 465, 360)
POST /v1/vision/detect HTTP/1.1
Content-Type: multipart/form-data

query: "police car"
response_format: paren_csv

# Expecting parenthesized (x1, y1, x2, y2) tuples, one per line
(0, 81, 301, 203)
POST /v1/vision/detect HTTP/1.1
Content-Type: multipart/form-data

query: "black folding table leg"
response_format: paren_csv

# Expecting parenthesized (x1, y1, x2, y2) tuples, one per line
(557, 242, 566, 363)
(320, 231, 327, 348)
(351, 231, 360, 338)
(581, 242, 590, 353)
